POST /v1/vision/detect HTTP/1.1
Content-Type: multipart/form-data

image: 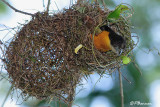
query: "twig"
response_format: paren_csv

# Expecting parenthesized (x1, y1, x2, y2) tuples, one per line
(70, 0, 73, 6)
(118, 67, 124, 107)
(133, 62, 142, 76)
(54, 1, 60, 12)
(100, 0, 107, 8)
(1, 84, 13, 107)
(46, 0, 51, 13)
(120, 72, 131, 84)
(68, 83, 75, 107)
(1, 0, 34, 16)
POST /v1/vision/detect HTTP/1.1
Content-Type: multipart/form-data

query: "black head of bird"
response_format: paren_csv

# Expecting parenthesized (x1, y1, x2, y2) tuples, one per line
(100, 25, 126, 54)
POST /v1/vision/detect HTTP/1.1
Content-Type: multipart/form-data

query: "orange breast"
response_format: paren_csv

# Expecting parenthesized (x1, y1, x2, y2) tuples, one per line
(90, 31, 111, 52)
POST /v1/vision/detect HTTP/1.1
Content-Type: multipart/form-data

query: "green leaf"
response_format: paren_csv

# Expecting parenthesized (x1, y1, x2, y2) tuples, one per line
(107, 4, 129, 20)
(0, 1, 7, 14)
(121, 56, 131, 65)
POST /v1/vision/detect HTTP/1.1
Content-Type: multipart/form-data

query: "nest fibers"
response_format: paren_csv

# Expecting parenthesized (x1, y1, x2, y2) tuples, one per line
(2, 2, 134, 105)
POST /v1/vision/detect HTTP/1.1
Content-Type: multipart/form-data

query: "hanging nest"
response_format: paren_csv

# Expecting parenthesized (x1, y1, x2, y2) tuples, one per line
(2, 2, 135, 105)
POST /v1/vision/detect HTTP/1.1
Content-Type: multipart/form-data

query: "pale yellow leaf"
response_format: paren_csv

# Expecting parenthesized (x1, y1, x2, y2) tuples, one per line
(75, 44, 83, 54)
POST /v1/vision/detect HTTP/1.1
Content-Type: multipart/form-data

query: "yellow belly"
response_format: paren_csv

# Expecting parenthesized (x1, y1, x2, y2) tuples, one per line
(91, 31, 111, 52)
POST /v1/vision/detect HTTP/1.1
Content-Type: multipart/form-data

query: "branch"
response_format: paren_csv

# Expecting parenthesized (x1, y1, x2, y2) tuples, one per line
(118, 67, 124, 107)
(1, 0, 35, 16)
(46, 0, 51, 13)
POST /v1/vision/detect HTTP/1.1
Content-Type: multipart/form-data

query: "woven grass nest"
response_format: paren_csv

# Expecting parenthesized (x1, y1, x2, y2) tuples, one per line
(3, 2, 134, 105)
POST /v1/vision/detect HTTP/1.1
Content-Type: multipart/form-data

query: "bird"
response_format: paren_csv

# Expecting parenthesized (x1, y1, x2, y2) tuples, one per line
(90, 25, 126, 54)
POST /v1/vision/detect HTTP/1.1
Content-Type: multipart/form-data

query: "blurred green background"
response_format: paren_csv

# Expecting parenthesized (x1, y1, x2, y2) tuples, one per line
(0, 0, 160, 107)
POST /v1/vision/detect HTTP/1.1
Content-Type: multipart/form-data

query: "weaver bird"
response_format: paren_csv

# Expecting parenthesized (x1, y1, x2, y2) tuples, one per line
(90, 25, 126, 54)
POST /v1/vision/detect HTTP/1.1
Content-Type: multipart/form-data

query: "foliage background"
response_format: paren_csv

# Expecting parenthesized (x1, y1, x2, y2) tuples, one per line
(0, 0, 160, 107)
